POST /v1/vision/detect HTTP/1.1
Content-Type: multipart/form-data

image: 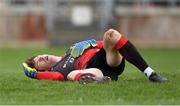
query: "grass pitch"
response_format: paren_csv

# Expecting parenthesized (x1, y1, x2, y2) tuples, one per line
(0, 47, 180, 105)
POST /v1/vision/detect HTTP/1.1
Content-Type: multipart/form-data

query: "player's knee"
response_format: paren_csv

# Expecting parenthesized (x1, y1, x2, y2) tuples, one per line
(92, 68, 104, 78)
(103, 29, 122, 50)
(104, 29, 121, 42)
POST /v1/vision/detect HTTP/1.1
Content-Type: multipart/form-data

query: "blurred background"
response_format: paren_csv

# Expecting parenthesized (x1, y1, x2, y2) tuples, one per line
(0, 0, 180, 48)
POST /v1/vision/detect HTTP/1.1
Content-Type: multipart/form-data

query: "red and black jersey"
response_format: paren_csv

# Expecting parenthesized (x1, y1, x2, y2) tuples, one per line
(50, 41, 103, 80)
(35, 41, 103, 81)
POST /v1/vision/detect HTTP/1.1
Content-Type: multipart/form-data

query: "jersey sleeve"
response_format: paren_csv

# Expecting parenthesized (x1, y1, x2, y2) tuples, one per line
(36, 71, 65, 81)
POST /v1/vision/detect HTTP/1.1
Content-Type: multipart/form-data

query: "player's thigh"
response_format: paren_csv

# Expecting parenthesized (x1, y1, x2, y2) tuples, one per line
(81, 68, 104, 78)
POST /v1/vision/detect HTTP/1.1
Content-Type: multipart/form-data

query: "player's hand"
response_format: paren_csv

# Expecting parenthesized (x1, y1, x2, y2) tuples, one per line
(70, 39, 97, 58)
(22, 62, 37, 79)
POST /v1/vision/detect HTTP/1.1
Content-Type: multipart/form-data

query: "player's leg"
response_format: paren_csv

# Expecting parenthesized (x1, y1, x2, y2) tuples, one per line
(67, 68, 111, 84)
(103, 30, 123, 67)
(103, 29, 149, 73)
(103, 29, 167, 83)
(86, 47, 125, 81)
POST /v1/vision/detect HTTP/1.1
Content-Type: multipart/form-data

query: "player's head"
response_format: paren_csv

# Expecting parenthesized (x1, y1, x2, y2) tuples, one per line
(25, 54, 61, 71)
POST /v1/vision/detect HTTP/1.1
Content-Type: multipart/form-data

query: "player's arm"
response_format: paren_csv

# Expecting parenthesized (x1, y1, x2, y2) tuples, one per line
(22, 63, 64, 81)
(36, 71, 64, 81)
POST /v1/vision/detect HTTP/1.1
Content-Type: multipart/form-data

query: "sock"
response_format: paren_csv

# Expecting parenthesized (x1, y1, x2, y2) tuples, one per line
(114, 36, 149, 72)
(144, 67, 154, 77)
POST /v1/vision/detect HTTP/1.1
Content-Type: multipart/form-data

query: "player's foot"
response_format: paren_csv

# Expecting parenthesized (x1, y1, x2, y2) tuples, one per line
(149, 72, 167, 83)
(78, 75, 111, 84)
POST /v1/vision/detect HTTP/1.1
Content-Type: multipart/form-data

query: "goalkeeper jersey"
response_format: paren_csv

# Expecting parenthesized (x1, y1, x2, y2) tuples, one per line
(35, 41, 103, 80)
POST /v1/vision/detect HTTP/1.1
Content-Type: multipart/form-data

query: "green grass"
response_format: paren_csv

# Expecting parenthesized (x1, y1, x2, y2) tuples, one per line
(0, 47, 180, 105)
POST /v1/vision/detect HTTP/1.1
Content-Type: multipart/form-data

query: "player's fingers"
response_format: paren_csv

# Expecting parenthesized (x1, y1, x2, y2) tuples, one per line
(80, 46, 86, 55)
(79, 42, 85, 56)
(71, 46, 77, 58)
(75, 45, 81, 57)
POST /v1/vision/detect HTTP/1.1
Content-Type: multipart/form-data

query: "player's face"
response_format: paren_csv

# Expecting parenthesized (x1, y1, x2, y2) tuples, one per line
(34, 54, 60, 70)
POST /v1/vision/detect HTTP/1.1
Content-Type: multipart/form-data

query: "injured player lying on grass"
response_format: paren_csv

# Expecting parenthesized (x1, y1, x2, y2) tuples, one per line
(22, 29, 167, 84)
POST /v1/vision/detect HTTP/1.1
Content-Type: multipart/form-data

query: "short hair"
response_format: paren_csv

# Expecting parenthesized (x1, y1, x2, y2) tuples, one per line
(25, 56, 37, 69)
